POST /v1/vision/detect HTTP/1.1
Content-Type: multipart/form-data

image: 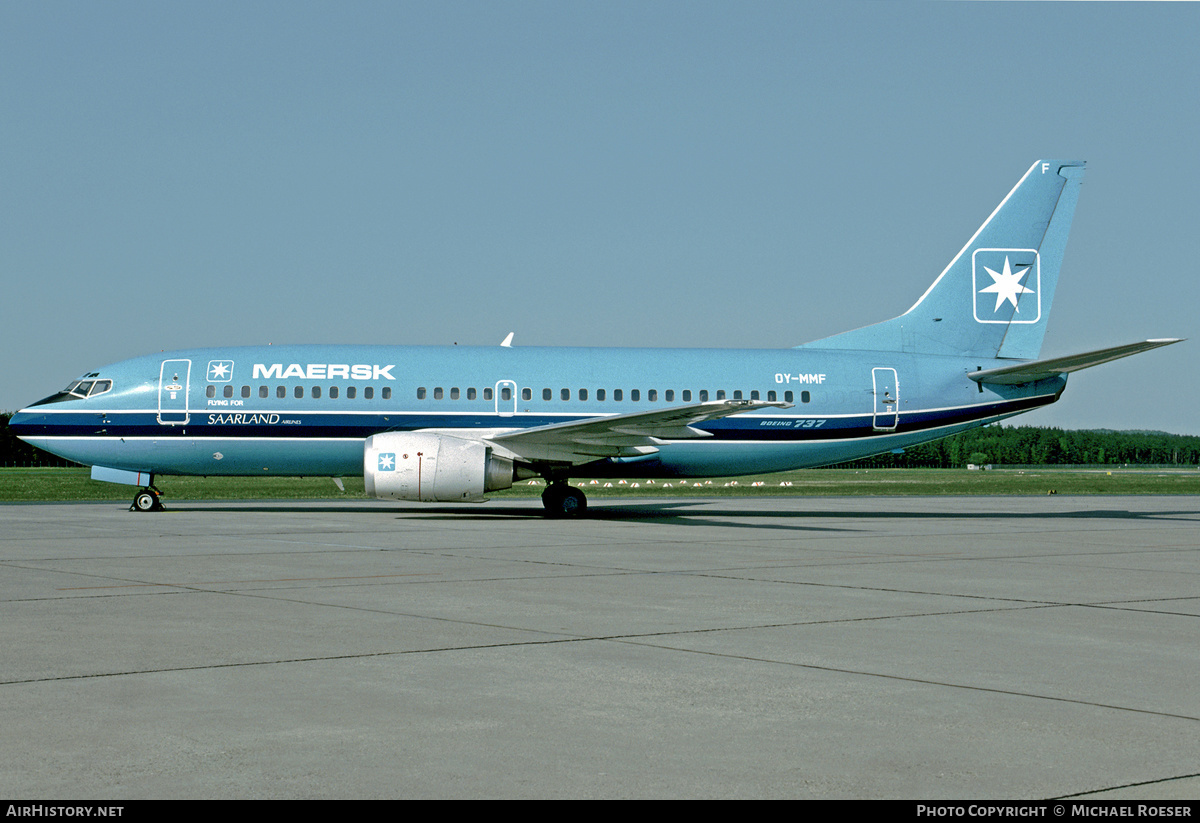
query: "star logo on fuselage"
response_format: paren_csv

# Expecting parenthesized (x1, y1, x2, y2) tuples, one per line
(206, 360, 235, 382)
(979, 256, 1034, 312)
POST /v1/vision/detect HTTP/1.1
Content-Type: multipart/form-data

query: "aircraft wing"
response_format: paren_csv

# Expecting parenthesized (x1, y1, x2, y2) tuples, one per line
(486, 399, 791, 463)
(968, 339, 1183, 386)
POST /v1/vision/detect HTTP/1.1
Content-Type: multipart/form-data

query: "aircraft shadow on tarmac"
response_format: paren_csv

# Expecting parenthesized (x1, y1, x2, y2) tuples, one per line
(165, 500, 1200, 531)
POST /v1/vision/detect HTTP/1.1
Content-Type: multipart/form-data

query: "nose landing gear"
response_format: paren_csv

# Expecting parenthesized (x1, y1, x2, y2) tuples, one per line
(131, 487, 165, 512)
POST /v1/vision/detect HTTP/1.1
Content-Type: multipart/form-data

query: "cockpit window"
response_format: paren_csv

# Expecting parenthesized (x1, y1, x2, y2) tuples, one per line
(30, 377, 114, 407)
(63, 379, 113, 398)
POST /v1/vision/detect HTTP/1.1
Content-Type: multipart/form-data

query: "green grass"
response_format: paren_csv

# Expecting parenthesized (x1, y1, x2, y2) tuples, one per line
(2, 466, 1199, 503)
(0, 469, 368, 502)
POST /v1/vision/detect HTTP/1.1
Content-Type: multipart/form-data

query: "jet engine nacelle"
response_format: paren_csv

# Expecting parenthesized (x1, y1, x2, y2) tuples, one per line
(363, 432, 515, 502)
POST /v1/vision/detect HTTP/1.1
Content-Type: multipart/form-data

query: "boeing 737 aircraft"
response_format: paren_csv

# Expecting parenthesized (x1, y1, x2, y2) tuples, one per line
(8, 160, 1181, 516)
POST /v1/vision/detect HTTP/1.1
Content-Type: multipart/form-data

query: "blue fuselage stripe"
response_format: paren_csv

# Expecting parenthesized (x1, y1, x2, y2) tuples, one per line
(11, 394, 1053, 443)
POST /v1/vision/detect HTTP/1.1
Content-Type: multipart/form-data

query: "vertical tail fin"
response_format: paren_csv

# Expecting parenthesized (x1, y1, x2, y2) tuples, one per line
(800, 160, 1086, 360)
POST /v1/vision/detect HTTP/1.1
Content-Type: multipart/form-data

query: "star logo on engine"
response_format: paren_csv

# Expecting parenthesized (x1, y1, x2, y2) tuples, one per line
(378, 453, 395, 472)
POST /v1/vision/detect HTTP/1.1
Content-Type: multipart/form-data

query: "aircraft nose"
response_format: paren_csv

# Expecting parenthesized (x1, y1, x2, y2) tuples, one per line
(7, 409, 36, 437)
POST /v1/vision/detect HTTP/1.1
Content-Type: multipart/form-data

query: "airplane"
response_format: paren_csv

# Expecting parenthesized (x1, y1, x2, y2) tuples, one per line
(7, 159, 1182, 517)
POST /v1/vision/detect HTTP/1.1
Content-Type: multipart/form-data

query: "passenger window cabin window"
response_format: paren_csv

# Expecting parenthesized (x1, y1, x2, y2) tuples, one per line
(206, 385, 215, 398)
(597, 389, 606, 401)
(450, 387, 459, 400)
(382, 387, 391, 400)
(347, 387, 356, 399)
(312, 386, 321, 399)
(500, 387, 511, 401)
(801, 391, 810, 403)
(699, 390, 709, 401)
(543, 388, 552, 401)
(330, 386, 339, 399)
(733, 390, 742, 400)
(578, 388, 588, 401)
(768, 390, 777, 402)
(613, 389, 623, 401)
(295, 386, 304, 399)
(682, 390, 692, 402)
(434, 387, 443, 400)
(648, 389, 657, 402)
(561, 388, 570, 401)
(716, 390, 726, 400)
(364, 387, 373, 400)
(260, 386, 268, 399)
(750, 390, 759, 400)
(223, 385, 233, 398)
(522, 388, 532, 401)
(665, 390, 674, 402)
(241, 385, 250, 398)
(417, 387, 426, 400)
(630, 389, 640, 401)
(467, 388, 477, 400)
(784, 391, 794, 402)
(484, 388, 494, 401)
(276, 386, 286, 399)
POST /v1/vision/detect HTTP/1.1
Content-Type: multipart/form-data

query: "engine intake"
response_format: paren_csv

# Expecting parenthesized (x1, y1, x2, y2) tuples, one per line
(364, 432, 515, 502)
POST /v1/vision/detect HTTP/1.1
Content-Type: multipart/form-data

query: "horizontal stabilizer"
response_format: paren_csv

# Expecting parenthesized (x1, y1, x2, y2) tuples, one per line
(968, 339, 1183, 385)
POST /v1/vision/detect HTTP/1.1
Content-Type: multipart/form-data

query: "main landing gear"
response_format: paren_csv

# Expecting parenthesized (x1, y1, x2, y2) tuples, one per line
(131, 486, 165, 512)
(541, 482, 587, 518)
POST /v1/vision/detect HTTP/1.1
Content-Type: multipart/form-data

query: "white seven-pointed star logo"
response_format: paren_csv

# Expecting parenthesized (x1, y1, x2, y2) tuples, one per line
(978, 256, 1035, 312)
(206, 360, 234, 382)
(378, 453, 395, 472)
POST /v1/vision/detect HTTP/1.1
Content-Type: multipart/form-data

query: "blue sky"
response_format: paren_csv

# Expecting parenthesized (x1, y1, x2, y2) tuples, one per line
(3, 1, 1198, 434)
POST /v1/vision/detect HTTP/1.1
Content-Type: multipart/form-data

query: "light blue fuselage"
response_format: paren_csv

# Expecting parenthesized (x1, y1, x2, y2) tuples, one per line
(10, 343, 1062, 479)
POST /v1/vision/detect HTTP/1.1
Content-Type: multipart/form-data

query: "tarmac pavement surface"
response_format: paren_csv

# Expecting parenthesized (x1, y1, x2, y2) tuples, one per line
(2, 496, 1197, 799)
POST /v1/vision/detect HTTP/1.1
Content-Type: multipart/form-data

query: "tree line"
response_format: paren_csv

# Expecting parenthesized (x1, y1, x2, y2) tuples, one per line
(2, 411, 1198, 469)
(837, 425, 1200, 469)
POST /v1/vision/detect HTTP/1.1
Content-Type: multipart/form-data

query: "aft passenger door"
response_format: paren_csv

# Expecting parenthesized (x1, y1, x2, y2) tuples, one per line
(158, 359, 191, 425)
(872, 367, 899, 432)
